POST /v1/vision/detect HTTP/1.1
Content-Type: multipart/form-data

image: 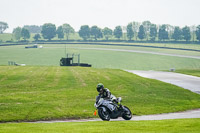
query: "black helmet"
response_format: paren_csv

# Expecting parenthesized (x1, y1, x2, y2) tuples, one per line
(96, 83, 104, 92)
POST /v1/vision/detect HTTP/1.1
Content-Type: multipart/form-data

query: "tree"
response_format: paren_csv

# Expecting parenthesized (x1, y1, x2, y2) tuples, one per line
(23, 25, 42, 33)
(182, 26, 191, 41)
(90, 26, 103, 40)
(158, 25, 169, 41)
(138, 25, 145, 40)
(33, 34, 41, 41)
(150, 24, 157, 41)
(132, 21, 140, 40)
(12, 27, 22, 41)
(21, 28, 30, 40)
(142, 21, 151, 40)
(62, 23, 75, 40)
(41, 23, 56, 40)
(166, 24, 174, 39)
(0, 21, 8, 34)
(190, 25, 196, 42)
(79, 25, 90, 40)
(196, 25, 200, 42)
(56, 26, 64, 40)
(114, 26, 122, 39)
(172, 26, 182, 41)
(102, 27, 112, 40)
(126, 23, 134, 40)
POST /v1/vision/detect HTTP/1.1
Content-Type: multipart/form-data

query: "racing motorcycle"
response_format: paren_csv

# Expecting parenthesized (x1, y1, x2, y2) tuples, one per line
(94, 95, 132, 121)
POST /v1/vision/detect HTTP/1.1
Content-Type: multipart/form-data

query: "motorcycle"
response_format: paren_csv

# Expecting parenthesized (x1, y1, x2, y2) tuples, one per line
(94, 95, 132, 121)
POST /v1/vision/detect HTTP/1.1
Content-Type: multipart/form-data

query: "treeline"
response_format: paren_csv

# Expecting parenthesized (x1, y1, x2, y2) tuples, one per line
(1, 20, 200, 42)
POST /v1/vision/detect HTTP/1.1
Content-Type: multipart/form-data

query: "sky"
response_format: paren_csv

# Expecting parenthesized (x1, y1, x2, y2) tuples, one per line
(1, 0, 200, 33)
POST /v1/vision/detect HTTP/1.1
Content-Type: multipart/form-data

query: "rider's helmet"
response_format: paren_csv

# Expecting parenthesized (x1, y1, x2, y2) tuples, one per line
(96, 83, 104, 92)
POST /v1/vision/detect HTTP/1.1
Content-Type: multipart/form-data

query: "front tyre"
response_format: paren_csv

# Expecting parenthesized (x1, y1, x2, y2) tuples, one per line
(98, 107, 110, 121)
(122, 106, 132, 120)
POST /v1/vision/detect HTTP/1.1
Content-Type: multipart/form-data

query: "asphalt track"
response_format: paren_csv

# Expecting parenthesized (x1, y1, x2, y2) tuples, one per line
(68, 47, 200, 60)
(27, 109, 200, 123)
(45, 46, 200, 60)
(126, 70, 200, 94)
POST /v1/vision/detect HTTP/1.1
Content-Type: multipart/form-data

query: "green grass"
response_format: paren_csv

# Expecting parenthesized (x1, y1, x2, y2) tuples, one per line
(1, 44, 200, 70)
(0, 33, 13, 42)
(175, 69, 200, 77)
(0, 66, 200, 122)
(0, 119, 200, 133)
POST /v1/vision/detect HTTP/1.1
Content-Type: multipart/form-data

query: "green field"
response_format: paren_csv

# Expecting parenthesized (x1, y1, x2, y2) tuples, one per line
(0, 33, 13, 42)
(1, 44, 200, 70)
(0, 119, 200, 133)
(0, 66, 200, 122)
(1, 43, 200, 132)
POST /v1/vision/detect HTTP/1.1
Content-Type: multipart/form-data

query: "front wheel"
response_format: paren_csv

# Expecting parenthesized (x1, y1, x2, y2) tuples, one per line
(98, 107, 110, 121)
(122, 106, 132, 120)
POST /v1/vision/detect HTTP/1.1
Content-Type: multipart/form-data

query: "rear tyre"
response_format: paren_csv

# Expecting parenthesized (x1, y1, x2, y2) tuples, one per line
(98, 107, 110, 121)
(122, 106, 132, 120)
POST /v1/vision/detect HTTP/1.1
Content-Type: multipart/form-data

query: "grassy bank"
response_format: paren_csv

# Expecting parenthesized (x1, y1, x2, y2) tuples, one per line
(0, 119, 200, 133)
(175, 69, 200, 77)
(0, 66, 200, 122)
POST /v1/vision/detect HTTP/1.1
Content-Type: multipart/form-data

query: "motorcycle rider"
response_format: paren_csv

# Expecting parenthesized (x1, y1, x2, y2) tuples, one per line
(96, 83, 111, 99)
(96, 83, 121, 106)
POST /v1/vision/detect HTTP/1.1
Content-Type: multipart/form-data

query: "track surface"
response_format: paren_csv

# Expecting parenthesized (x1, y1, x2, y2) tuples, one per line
(126, 70, 200, 94)
(25, 109, 200, 123)
(70, 47, 200, 60)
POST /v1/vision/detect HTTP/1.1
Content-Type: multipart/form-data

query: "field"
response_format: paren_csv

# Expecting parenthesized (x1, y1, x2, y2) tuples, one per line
(1, 42, 200, 132)
(0, 119, 200, 133)
(1, 44, 200, 70)
(0, 66, 200, 122)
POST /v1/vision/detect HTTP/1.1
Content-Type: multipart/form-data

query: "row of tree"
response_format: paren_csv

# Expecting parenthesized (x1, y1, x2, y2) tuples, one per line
(4, 20, 200, 42)
(41, 22, 200, 42)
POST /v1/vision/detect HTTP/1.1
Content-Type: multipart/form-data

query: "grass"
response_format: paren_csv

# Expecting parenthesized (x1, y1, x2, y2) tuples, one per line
(0, 33, 13, 42)
(1, 44, 200, 70)
(0, 66, 200, 122)
(175, 69, 200, 77)
(0, 119, 200, 133)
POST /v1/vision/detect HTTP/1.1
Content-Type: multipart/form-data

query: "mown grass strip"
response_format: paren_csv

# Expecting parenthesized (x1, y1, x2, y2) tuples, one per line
(0, 119, 199, 133)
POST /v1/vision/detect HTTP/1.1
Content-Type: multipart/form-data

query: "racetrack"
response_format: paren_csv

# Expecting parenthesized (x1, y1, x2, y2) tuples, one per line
(44, 46, 200, 59)
(126, 70, 200, 94)
(23, 109, 200, 123)
(68, 47, 200, 60)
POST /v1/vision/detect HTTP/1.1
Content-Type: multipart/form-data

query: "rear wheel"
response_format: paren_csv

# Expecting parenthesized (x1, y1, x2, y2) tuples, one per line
(122, 106, 132, 120)
(98, 107, 110, 121)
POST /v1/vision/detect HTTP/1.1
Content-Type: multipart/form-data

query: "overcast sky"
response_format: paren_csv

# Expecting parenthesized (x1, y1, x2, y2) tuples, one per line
(1, 0, 200, 33)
